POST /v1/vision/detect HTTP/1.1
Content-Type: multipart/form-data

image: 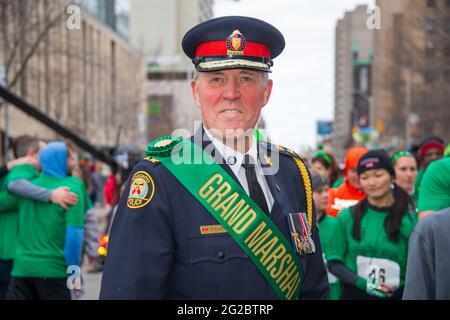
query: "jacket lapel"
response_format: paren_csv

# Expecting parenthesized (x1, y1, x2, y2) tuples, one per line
(259, 143, 288, 221)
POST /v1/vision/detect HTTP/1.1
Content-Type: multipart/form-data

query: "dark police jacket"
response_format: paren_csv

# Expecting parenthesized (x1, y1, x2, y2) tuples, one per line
(100, 130, 329, 299)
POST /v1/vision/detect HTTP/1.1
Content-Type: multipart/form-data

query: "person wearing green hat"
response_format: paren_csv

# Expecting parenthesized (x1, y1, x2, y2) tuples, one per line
(391, 151, 418, 204)
(311, 151, 340, 187)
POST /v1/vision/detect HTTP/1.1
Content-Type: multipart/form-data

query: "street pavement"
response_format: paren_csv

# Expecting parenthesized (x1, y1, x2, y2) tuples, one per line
(80, 204, 108, 300)
(81, 271, 103, 300)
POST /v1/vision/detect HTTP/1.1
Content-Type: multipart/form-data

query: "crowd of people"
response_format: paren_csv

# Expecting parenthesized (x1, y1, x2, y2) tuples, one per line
(310, 135, 450, 300)
(1, 12, 448, 301)
(0, 132, 448, 300)
(0, 135, 129, 300)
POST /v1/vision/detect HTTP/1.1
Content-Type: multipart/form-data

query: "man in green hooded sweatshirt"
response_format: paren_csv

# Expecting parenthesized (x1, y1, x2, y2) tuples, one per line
(6, 142, 87, 300)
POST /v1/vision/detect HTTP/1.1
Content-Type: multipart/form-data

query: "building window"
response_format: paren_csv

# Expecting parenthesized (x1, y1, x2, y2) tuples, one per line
(426, 42, 436, 57)
(444, 69, 450, 80)
(444, 19, 450, 33)
(427, 0, 436, 7)
(425, 70, 436, 83)
(359, 67, 369, 92)
(425, 19, 437, 33)
(444, 45, 450, 58)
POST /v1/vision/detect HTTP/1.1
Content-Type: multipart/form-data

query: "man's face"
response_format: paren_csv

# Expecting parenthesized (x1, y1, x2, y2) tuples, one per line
(26, 140, 46, 170)
(423, 147, 443, 168)
(191, 69, 273, 138)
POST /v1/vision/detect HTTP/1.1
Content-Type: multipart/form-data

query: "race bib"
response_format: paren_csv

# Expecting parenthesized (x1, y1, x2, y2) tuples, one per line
(356, 256, 400, 289)
(331, 198, 359, 211)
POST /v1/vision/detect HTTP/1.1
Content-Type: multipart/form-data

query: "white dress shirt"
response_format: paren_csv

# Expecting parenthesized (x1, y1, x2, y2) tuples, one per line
(204, 127, 274, 212)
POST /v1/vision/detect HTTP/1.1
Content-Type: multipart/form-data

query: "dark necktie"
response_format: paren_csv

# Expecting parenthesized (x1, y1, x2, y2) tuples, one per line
(242, 155, 270, 215)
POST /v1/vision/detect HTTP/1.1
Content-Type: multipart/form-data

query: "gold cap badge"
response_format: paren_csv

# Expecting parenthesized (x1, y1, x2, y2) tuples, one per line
(226, 30, 246, 55)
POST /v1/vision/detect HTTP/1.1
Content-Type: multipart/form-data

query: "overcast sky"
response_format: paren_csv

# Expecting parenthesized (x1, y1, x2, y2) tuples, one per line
(214, 0, 375, 151)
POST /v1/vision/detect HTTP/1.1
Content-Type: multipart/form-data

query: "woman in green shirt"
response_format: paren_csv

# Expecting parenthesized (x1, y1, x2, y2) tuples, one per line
(327, 149, 417, 300)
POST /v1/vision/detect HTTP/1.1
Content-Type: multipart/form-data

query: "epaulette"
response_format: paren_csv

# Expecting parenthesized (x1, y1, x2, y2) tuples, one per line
(272, 144, 305, 161)
(143, 157, 161, 165)
(259, 141, 290, 154)
(260, 141, 309, 164)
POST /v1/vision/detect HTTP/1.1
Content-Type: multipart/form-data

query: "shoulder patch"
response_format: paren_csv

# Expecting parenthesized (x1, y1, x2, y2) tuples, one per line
(127, 171, 155, 209)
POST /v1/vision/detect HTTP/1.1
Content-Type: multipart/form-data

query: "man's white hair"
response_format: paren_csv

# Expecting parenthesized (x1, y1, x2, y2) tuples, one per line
(193, 70, 269, 85)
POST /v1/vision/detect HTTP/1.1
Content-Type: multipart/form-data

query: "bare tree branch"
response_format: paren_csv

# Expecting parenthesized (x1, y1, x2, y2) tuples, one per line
(7, 3, 67, 89)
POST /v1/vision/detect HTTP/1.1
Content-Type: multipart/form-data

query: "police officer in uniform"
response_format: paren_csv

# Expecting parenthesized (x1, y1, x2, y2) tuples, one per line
(100, 16, 329, 300)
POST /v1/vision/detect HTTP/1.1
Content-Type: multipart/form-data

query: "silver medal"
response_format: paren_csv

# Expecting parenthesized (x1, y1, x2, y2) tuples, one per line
(308, 237, 316, 254)
(302, 237, 311, 254)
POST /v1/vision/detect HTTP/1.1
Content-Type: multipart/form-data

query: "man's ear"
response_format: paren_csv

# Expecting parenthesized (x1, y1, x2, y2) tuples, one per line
(262, 79, 273, 108)
(191, 80, 201, 107)
(26, 149, 36, 157)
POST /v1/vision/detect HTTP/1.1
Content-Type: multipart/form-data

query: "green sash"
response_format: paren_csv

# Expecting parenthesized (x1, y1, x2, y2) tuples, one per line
(145, 136, 303, 300)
